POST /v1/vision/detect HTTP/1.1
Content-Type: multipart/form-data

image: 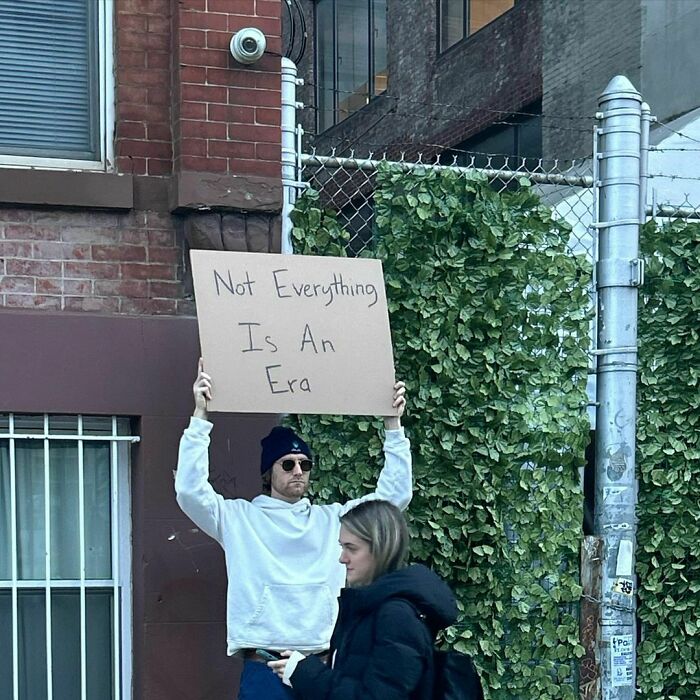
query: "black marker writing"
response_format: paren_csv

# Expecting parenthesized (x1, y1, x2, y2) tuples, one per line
(214, 269, 256, 297)
(239, 322, 263, 352)
(272, 268, 292, 298)
(299, 323, 335, 354)
(265, 365, 311, 394)
(271, 270, 378, 308)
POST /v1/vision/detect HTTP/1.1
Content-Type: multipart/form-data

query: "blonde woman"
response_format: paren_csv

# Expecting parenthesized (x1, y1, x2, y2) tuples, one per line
(269, 500, 458, 700)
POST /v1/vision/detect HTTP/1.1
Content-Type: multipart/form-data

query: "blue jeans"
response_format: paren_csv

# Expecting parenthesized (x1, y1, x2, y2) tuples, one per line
(237, 660, 296, 700)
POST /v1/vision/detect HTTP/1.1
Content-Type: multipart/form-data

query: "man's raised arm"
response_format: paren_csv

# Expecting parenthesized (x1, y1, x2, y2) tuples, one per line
(341, 380, 412, 514)
(174, 359, 225, 543)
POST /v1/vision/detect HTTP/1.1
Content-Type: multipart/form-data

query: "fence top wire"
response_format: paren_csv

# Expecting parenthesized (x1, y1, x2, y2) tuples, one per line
(299, 148, 596, 259)
(644, 113, 700, 218)
(301, 148, 594, 188)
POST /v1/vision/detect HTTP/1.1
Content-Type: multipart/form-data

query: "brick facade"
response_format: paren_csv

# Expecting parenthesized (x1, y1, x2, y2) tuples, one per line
(297, 0, 653, 162)
(0, 0, 284, 318)
(0, 207, 187, 314)
(0, 2, 285, 697)
(172, 0, 282, 178)
(542, 0, 642, 159)
(116, 0, 174, 176)
(298, 0, 542, 159)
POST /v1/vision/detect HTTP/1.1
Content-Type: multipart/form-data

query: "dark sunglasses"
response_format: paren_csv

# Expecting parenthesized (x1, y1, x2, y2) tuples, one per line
(279, 458, 313, 472)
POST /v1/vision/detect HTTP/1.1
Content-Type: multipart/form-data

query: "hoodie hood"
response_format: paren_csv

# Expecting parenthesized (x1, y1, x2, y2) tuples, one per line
(341, 564, 458, 631)
(251, 494, 312, 513)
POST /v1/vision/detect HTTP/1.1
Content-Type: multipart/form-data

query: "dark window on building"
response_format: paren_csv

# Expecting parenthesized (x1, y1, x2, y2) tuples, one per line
(439, 0, 514, 52)
(441, 101, 542, 168)
(316, 0, 388, 133)
(0, 0, 103, 162)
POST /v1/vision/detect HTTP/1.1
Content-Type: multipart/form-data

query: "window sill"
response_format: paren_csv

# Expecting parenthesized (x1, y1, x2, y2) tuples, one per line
(0, 168, 133, 210)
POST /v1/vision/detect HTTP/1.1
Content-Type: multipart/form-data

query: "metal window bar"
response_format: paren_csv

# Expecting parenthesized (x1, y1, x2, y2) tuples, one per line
(43, 414, 53, 700)
(111, 416, 121, 700)
(0, 413, 138, 700)
(9, 414, 19, 700)
(78, 415, 87, 700)
(117, 438, 134, 700)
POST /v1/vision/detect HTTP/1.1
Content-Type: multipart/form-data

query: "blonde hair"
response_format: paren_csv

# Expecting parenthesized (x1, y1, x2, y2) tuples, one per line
(340, 499, 409, 582)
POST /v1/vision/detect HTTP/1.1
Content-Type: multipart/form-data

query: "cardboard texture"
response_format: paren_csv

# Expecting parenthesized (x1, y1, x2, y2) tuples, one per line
(190, 250, 397, 415)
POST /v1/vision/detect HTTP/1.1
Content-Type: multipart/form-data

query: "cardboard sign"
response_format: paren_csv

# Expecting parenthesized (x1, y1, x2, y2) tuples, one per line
(190, 250, 397, 415)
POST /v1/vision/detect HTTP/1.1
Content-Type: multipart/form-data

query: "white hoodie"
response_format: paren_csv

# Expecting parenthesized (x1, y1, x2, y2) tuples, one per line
(174, 417, 412, 655)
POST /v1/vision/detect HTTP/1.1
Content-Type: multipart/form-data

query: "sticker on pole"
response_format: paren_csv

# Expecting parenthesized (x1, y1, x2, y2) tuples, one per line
(610, 634, 634, 687)
(612, 578, 634, 596)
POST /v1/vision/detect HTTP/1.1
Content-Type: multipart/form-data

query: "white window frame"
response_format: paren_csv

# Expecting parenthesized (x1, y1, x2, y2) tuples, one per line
(0, 414, 136, 700)
(0, 0, 115, 172)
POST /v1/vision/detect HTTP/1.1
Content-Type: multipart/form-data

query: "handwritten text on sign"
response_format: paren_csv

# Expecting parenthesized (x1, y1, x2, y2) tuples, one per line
(190, 250, 397, 415)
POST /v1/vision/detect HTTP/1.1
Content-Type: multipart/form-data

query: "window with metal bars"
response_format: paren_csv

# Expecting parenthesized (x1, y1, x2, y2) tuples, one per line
(0, 0, 113, 169)
(439, 0, 515, 52)
(315, 0, 388, 132)
(0, 414, 134, 700)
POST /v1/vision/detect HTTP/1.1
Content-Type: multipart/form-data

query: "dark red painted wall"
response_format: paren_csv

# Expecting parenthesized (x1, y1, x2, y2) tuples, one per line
(0, 310, 275, 698)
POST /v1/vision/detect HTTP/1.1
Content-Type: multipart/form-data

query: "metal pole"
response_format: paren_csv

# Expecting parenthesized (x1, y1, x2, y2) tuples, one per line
(281, 57, 303, 254)
(594, 75, 643, 700)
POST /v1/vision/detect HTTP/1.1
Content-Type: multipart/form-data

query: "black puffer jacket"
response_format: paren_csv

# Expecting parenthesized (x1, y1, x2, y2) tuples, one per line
(290, 564, 458, 700)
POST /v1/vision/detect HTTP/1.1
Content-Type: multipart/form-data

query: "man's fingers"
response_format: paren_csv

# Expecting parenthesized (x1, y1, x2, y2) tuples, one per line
(267, 658, 288, 677)
(392, 380, 407, 408)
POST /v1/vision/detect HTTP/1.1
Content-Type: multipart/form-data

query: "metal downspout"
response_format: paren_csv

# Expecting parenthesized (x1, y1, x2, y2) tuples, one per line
(281, 57, 302, 254)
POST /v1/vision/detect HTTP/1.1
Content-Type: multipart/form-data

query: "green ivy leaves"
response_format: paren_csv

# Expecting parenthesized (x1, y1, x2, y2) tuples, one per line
(290, 165, 592, 698)
(637, 220, 700, 700)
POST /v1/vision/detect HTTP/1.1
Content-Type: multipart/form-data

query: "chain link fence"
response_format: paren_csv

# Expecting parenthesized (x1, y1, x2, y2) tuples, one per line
(295, 148, 596, 696)
(298, 149, 599, 430)
(299, 149, 596, 260)
(294, 110, 700, 698)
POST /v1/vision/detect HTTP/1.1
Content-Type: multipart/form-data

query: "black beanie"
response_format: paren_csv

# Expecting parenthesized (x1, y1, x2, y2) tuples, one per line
(260, 426, 313, 475)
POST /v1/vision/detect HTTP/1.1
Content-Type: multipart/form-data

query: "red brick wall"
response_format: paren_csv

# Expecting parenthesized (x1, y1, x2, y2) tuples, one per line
(115, 0, 283, 179)
(173, 0, 283, 178)
(1, 0, 284, 317)
(0, 207, 190, 315)
(116, 0, 174, 176)
(0, 204, 279, 315)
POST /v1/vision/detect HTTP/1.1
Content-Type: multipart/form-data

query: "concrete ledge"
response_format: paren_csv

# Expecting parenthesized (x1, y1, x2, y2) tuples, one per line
(170, 171, 282, 213)
(0, 168, 134, 209)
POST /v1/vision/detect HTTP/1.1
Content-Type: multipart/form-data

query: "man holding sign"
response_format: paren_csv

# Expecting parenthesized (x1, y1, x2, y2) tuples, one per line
(175, 360, 411, 699)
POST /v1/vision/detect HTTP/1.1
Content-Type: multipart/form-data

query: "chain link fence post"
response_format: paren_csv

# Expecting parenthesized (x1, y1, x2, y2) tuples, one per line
(593, 75, 644, 700)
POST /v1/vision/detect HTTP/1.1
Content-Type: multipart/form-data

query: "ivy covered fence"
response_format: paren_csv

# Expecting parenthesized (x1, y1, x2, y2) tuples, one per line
(288, 165, 592, 699)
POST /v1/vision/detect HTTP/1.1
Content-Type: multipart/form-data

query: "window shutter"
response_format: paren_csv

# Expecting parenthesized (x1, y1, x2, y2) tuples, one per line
(0, 0, 99, 160)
